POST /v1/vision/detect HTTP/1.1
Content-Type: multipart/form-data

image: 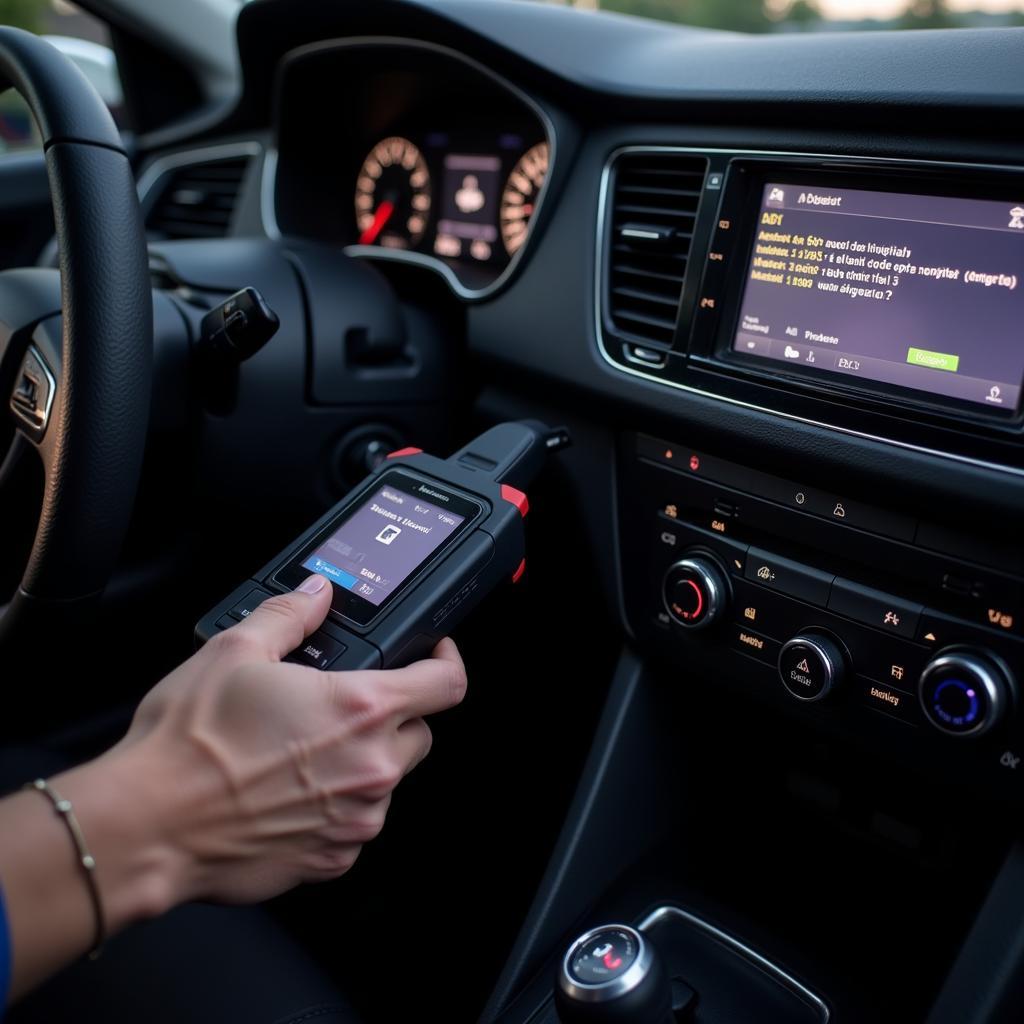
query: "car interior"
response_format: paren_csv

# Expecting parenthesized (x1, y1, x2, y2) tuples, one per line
(1, 1, 1023, 1021)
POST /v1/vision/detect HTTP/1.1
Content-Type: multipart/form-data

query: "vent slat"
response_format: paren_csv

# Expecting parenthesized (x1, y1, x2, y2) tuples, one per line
(608, 307, 679, 332)
(613, 263, 686, 285)
(614, 203, 698, 220)
(611, 285, 682, 309)
(617, 185, 704, 199)
(604, 153, 707, 348)
(147, 154, 251, 240)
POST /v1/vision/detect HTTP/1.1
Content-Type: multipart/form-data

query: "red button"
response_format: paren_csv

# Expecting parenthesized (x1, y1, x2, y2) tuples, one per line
(385, 446, 423, 459)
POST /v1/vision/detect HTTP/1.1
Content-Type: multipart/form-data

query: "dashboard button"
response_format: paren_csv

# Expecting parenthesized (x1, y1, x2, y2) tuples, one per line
(975, 601, 1021, 638)
(860, 679, 920, 725)
(828, 579, 922, 638)
(656, 517, 749, 573)
(730, 624, 780, 666)
(745, 547, 834, 606)
(799, 493, 916, 540)
(730, 578, 796, 640)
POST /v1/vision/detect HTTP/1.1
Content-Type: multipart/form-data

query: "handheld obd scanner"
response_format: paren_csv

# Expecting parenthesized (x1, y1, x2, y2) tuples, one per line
(196, 421, 569, 670)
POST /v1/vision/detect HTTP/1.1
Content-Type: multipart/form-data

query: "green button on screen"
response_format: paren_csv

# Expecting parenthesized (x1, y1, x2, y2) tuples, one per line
(907, 347, 959, 372)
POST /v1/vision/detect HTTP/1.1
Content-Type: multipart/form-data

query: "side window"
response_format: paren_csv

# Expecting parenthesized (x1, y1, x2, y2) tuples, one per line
(0, 0, 122, 156)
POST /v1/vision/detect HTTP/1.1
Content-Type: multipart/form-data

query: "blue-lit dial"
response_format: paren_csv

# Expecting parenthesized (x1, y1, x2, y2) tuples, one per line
(919, 651, 1011, 738)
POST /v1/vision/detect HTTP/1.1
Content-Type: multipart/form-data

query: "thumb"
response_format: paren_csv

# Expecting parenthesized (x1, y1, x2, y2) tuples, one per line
(231, 574, 333, 661)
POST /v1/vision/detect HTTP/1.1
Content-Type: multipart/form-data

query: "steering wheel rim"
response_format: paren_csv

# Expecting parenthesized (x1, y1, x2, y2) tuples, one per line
(0, 28, 151, 652)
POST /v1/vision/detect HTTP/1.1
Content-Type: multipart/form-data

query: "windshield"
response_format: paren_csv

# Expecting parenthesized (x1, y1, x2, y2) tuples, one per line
(559, 0, 1024, 32)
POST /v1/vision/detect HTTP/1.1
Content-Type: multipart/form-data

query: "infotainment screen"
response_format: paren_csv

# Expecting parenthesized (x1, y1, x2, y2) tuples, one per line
(731, 182, 1024, 412)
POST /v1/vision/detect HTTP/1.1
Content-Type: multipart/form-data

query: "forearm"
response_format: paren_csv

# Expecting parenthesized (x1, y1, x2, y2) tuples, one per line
(0, 751, 179, 1002)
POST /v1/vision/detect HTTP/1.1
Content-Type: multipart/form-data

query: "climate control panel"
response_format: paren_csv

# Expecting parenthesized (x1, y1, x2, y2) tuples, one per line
(621, 432, 1024, 799)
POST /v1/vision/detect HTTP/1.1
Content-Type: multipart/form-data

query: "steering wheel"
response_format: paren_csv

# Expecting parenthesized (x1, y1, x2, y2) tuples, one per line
(0, 28, 151, 663)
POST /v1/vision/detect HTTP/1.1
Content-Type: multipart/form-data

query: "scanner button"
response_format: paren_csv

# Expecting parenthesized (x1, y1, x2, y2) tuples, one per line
(287, 631, 348, 670)
(228, 588, 271, 621)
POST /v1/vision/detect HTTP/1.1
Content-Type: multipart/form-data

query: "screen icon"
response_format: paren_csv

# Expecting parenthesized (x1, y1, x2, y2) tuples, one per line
(454, 175, 486, 214)
(375, 524, 402, 545)
(768, 187, 785, 203)
(1009, 206, 1024, 229)
(784, 345, 801, 359)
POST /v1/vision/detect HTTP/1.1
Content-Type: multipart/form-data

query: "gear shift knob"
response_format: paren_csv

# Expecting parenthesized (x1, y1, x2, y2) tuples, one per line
(555, 924, 674, 1024)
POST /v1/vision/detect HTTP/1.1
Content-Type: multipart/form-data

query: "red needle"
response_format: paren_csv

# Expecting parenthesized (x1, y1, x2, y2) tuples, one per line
(360, 199, 395, 245)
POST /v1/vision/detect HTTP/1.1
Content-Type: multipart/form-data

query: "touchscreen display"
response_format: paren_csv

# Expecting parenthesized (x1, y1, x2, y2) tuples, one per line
(732, 182, 1024, 410)
(302, 482, 466, 607)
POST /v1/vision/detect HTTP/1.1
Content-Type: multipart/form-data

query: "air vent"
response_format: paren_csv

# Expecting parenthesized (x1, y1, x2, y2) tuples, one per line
(604, 152, 708, 348)
(146, 155, 251, 239)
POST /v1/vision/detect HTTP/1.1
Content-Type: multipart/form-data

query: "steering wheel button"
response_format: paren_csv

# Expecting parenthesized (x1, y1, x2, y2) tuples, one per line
(286, 631, 347, 670)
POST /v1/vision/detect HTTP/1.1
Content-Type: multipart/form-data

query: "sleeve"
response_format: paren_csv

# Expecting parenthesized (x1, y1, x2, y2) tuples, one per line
(0, 882, 9, 1015)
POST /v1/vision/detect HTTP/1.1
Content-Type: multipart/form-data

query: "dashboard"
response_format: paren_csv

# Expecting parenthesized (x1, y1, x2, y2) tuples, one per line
(138, 0, 1024, 799)
(130, 0, 1024, 784)
(130, 5, 1024, 1018)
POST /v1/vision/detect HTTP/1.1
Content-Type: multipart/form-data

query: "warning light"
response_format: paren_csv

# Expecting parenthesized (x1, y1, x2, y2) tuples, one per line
(603, 953, 623, 970)
(796, 658, 810, 673)
(689, 454, 700, 471)
(664, 448, 674, 459)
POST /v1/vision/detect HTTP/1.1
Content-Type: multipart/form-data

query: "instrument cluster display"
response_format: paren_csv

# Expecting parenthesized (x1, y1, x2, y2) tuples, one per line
(352, 132, 549, 276)
(273, 41, 553, 296)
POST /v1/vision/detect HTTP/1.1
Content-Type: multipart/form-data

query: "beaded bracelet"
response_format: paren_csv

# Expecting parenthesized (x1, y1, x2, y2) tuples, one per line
(25, 778, 106, 959)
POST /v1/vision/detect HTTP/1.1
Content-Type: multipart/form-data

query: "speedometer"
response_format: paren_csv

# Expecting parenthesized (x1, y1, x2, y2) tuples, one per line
(354, 137, 431, 250)
(500, 141, 549, 256)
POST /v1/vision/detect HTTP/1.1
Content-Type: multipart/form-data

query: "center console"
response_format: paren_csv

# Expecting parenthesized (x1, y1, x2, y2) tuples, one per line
(594, 146, 1024, 799)
(481, 143, 1024, 1024)
(619, 432, 1024, 800)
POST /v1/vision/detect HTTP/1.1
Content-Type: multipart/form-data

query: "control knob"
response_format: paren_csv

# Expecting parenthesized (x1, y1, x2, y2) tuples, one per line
(662, 555, 728, 630)
(918, 649, 1013, 738)
(778, 632, 846, 702)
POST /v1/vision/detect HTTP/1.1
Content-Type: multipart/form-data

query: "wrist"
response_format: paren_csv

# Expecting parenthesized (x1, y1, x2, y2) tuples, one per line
(52, 749, 190, 932)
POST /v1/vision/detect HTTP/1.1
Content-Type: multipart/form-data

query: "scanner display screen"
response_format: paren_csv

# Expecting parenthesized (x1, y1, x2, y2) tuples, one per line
(303, 480, 467, 607)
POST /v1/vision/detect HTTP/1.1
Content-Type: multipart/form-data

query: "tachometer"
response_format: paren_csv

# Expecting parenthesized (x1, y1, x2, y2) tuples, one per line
(500, 141, 549, 256)
(354, 137, 431, 250)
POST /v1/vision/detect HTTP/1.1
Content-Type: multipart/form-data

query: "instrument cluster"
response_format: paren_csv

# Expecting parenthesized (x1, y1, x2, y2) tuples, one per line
(352, 133, 549, 279)
(272, 41, 553, 298)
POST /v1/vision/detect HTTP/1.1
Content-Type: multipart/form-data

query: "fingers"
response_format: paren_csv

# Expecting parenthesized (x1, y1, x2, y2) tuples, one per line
(227, 575, 333, 661)
(397, 717, 433, 778)
(328, 638, 468, 722)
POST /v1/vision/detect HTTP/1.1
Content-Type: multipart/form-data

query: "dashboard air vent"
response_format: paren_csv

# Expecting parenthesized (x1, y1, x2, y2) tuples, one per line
(605, 153, 708, 348)
(146, 155, 251, 239)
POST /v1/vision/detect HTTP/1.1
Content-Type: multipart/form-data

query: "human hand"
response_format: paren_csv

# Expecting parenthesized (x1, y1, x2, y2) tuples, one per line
(84, 574, 467, 911)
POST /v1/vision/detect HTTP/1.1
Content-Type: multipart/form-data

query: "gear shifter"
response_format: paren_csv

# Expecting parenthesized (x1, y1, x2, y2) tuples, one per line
(555, 924, 674, 1024)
